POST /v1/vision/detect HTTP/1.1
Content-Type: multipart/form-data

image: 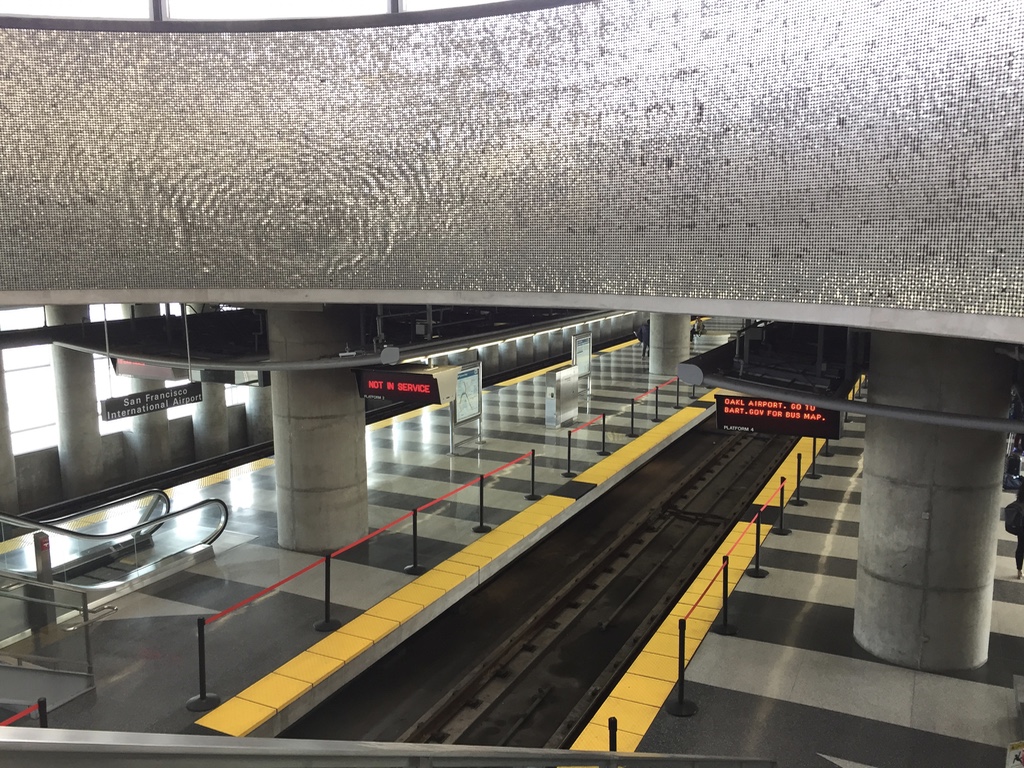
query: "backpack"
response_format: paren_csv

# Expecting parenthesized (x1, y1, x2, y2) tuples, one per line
(1005, 501, 1024, 536)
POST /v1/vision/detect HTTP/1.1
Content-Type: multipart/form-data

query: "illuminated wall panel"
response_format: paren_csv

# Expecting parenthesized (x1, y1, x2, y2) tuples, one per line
(0, 1, 1021, 329)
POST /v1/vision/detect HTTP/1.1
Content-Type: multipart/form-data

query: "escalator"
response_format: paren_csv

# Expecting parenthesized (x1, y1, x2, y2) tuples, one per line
(0, 492, 229, 713)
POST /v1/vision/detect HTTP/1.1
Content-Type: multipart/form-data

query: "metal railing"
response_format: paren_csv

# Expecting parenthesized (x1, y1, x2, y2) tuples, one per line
(0, 728, 775, 768)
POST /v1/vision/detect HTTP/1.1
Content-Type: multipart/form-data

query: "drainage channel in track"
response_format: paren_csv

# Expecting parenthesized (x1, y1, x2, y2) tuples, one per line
(282, 424, 796, 747)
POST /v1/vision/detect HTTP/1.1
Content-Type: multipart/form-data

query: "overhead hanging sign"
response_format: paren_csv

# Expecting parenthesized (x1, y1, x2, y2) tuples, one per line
(101, 382, 203, 421)
(113, 358, 191, 381)
(715, 395, 842, 439)
(355, 365, 459, 405)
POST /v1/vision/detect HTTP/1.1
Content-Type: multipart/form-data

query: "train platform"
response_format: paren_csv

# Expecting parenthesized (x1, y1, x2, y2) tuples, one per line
(6, 335, 725, 737)
(9, 337, 1020, 767)
(570, 408, 1024, 767)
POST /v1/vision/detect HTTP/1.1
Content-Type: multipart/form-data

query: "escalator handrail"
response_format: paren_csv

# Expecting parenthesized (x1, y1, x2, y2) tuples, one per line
(0, 497, 226, 543)
(0, 498, 230, 593)
(25, 488, 172, 527)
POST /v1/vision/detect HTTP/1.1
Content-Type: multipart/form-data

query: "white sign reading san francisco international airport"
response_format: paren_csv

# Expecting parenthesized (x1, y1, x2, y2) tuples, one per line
(101, 382, 203, 421)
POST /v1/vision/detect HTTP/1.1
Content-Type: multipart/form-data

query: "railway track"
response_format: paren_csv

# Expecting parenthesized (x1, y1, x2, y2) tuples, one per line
(283, 424, 795, 748)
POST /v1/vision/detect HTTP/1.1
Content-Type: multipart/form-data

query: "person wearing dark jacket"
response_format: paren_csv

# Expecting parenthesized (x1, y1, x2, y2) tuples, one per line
(1013, 486, 1024, 579)
(637, 319, 650, 358)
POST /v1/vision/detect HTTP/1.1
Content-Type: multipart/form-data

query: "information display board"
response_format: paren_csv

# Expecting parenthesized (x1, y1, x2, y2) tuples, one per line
(113, 358, 191, 381)
(355, 365, 458, 405)
(715, 395, 842, 439)
(452, 362, 483, 425)
(101, 382, 203, 421)
(571, 332, 593, 379)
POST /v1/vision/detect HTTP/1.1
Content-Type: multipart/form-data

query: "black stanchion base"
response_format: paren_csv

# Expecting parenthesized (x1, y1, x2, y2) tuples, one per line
(714, 622, 737, 636)
(774, 527, 792, 536)
(562, 471, 577, 478)
(524, 493, 542, 501)
(666, 699, 698, 718)
(747, 567, 769, 579)
(314, 618, 343, 632)
(791, 498, 807, 507)
(626, 432, 639, 438)
(404, 564, 426, 575)
(472, 524, 492, 533)
(596, 450, 611, 456)
(807, 473, 822, 480)
(651, 417, 663, 423)
(823, 448, 834, 457)
(186, 693, 221, 712)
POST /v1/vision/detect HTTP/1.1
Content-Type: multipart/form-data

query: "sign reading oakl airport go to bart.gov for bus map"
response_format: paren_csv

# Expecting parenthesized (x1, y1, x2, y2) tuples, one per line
(715, 394, 842, 440)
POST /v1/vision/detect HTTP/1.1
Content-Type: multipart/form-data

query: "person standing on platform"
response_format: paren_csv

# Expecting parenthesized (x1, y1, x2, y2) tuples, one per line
(1008, 487, 1024, 579)
(637, 319, 650, 358)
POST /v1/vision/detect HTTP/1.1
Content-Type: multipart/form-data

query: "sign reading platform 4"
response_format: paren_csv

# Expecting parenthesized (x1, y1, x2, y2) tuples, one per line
(715, 395, 842, 439)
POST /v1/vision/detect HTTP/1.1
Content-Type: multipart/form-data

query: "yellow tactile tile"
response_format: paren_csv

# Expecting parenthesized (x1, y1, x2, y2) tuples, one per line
(237, 672, 311, 713)
(274, 651, 342, 686)
(669, 602, 721, 624)
(308, 632, 372, 662)
(413, 568, 464, 592)
(390, 581, 446, 607)
(479, 529, 523, 549)
(367, 597, 421, 625)
(510, 509, 552, 528)
(571, 722, 612, 751)
(337, 613, 399, 643)
(610, 672, 675, 708)
(460, 539, 506, 561)
(591, 696, 661, 732)
(431, 559, 478, 579)
(449, 550, 491, 568)
(494, 518, 535, 537)
(626, 651, 677, 682)
(196, 696, 275, 737)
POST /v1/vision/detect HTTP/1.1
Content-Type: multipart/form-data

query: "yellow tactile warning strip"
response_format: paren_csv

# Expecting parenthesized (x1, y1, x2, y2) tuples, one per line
(570, 394, 850, 753)
(197, 383, 719, 737)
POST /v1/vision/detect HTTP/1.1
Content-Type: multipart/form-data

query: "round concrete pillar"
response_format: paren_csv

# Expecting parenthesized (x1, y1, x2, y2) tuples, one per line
(270, 308, 368, 553)
(193, 382, 228, 461)
(246, 384, 273, 444)
(123, 305, 171, 479)
(854, 332, 1012, 670)
(650, 313, 691, 378)
(45, 305, 104, 497)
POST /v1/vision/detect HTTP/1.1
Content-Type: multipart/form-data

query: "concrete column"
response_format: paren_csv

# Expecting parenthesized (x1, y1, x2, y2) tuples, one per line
(0, 353, 19, 514)
(246, 384, 273, 444)
(270, 307, 367, 553)
(854, 332, 1012, 671)
(650, 313, 691, 378)
(45, 305, 104, 497)
(123, 304, 170, 479)
(193, 382, 228, 461)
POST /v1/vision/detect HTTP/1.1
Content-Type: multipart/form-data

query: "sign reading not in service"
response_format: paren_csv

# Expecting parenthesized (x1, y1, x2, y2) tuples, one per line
(715, 395, 842, 440)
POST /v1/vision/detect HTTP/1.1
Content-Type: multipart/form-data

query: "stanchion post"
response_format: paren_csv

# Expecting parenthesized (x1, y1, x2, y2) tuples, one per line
(776, 477, 791, 535)
(824, 437, 834, 457)
(627, 400, 639, 438)
(691, 383, 696, 398)
(597, 414, 611, 456)
(652, 387, 662, 423)
(608, 716, 618, 752)
(525, 449, 541, 501)
(747, 514, 768, 578)
(36, 697, 47, 729)
(808, 438, 822, 479)
(674, 377, 683, 409)
(715, 556, 737, 636)
(314, 553, 343, 631)
(186, 617, 221, 711)
(473, 474, 491, 533)
(562, 429, 577, 478)
(792, 455, 807, 507)
(666, 618, 698, 717)
(404, 508, 425, 575)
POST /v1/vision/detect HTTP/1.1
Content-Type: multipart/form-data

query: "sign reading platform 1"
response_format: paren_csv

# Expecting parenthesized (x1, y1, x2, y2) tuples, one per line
(101, 382, 203, 421)
(355, 366, 459, 405)
(715, 395, 841, 439)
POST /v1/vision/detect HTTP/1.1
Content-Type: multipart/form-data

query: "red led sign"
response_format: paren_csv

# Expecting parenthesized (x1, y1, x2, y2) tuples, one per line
(715, 395, 842, 440)
(355, 369, 441, 405)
